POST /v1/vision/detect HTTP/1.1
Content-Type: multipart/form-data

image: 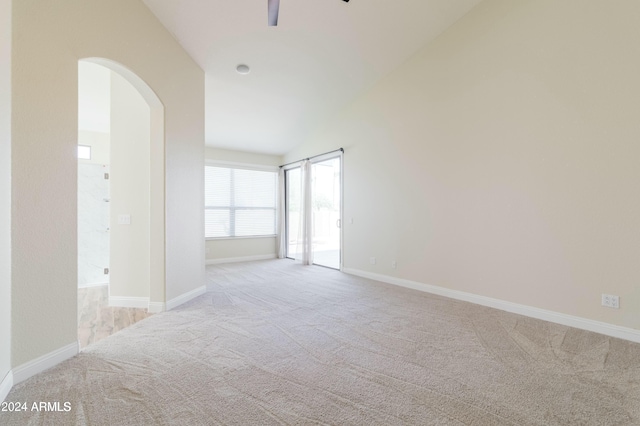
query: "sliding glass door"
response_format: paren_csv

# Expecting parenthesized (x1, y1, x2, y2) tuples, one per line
(285, 167, 302, 260)
(311, 157, 341, 269)
(284, 155, 342, 269)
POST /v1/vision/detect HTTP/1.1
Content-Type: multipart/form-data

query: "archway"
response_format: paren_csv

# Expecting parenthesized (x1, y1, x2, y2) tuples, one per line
(77, 58, 165, 347)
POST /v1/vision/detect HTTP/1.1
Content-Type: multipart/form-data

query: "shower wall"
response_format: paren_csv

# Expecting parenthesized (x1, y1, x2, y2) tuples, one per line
(78, 163, 110, 287)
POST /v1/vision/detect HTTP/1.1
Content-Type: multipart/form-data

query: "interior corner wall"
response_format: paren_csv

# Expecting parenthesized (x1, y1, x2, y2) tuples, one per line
(285, 0, 640, 331)
(0, 0, 12, 390)
(11, 0, 204, 367)
(204, 147, 281, 263)
(109, 71, 150, 300)
(205, 147, 283, 168)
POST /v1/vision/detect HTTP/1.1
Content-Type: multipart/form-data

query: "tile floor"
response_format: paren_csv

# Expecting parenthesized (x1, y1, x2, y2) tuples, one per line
(77, 285, 153, 349)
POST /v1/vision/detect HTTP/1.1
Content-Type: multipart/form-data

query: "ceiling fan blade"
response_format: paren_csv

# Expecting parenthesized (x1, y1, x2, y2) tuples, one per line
(268, 0, 280, 26)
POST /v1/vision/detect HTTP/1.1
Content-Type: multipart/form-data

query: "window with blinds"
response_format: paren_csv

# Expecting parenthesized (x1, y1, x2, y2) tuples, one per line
(204, 165, 277, 238)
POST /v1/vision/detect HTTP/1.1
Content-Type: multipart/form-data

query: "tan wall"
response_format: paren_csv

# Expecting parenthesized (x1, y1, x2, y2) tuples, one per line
(285, 0, 640, 331)
(11, 0, 204, 367)
(0, 0, 11, 392)
(206, 147, 282, 167)
(205, 147, 281, 262)
(109, 72, 150, 299)
(206, 238, 277, 263)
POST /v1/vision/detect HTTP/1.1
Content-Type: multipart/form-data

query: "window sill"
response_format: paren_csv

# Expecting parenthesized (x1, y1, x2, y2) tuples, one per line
(206, 235, 277, 241)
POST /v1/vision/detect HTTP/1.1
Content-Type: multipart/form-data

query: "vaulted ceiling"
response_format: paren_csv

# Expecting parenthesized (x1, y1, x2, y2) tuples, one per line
(142, 0, 483, 155)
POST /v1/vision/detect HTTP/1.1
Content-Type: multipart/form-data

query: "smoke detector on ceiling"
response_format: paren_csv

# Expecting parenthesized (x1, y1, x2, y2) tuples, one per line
(236, 64, 251, 75)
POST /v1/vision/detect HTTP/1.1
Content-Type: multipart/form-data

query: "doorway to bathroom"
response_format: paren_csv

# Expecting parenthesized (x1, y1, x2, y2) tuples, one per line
(77, 60, 155, 348)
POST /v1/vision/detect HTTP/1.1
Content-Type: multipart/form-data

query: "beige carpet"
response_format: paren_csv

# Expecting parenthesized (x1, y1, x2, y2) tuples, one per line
(2, 260, 640, 425)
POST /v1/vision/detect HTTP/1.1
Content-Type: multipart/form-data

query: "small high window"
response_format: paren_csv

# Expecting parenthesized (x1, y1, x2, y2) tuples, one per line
(77, 145, 91, 160)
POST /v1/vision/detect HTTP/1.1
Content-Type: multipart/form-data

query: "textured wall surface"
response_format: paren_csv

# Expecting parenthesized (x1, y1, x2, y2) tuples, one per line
(285, 0, 640, 330)
(12, 0, 204, 367)
(0, 0, 12, 386)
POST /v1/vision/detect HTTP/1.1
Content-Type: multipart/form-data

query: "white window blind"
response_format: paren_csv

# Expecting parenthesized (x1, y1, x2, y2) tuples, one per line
(205, 165, 277, 238)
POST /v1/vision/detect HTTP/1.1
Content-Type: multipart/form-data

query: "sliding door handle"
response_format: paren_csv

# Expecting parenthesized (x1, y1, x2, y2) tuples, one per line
(336, 219, 341, 228)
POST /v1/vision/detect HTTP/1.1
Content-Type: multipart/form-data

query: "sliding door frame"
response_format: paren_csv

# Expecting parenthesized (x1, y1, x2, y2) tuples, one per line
(283, 165, 300, 261)
(281, 151, 343, 270)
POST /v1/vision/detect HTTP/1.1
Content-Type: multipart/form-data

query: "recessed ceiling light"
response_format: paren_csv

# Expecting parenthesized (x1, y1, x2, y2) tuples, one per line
(236, 64, 250, 75)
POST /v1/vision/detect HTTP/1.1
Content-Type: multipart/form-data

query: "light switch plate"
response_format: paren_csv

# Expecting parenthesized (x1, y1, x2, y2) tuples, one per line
(118, 214, 131, 225)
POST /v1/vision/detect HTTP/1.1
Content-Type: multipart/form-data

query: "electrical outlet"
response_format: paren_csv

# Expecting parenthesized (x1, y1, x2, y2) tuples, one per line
(601, 294, 620, 309)
(391, 260, 397, 269)
(369, 257, 376, 265)
(610, 295, 620, 309)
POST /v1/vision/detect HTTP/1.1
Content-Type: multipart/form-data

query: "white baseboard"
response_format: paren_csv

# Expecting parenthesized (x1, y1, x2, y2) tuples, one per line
(206, 254, 276, 265)
(78, 281, 108, 289)
(166, 285, 207, 311)
(109, 296, 165, 312)
(0, 370, 13, 403)
(147, 302, 166, 313)
(12, 341, 78, 385)
(108, 296, 149, 309)
(343, 268, 640, 344)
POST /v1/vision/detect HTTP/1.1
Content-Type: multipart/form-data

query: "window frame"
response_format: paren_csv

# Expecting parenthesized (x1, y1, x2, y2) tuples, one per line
(204, 160, 278, 240)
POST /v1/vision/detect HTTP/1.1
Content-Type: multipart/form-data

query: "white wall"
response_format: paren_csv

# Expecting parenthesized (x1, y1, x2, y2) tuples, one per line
(77, 64, 111, 290)
(0, 0, 12, 398)
(286, 0, 640, 331)
(205, 147, 281, 263)
(78, 60, 110, 134)
(78, 130, 110, 166)
(206, 147, 282, 167)
(206, 238, 277, 264)
(11, 0, 204, 368)
(78, 61, 111, 167)
(109, 71, 150, 300)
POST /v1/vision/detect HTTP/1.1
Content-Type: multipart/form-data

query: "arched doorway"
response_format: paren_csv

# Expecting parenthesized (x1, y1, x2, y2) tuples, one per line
(77, 58, 165, 348)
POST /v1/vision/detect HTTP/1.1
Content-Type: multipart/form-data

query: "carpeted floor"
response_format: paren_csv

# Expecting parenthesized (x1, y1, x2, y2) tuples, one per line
(2, 259, 640, 425)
